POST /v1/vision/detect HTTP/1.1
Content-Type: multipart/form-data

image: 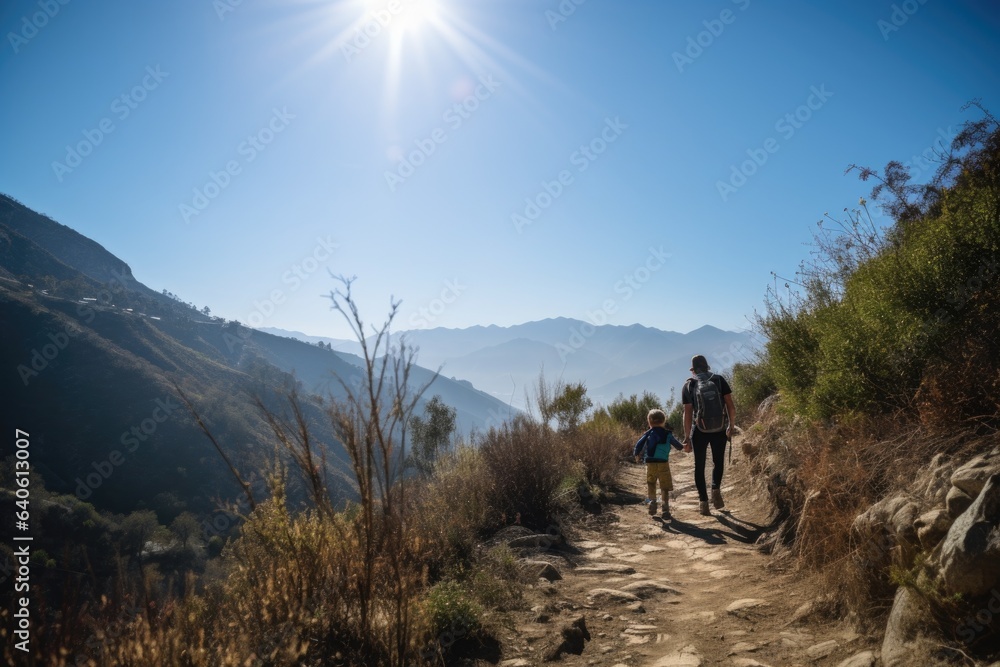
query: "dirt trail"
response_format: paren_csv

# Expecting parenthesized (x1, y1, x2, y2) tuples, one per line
(500, 445, 880, 667)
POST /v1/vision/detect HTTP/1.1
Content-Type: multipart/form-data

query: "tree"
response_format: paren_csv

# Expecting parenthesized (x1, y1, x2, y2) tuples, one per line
(607, 391, 663, 432)
(120, 510, 159, 561)
(550, 383, 592, 432)
(408, 395, 457, 476)
(202, 306, 211, 316)
(170, 512, 201, 548)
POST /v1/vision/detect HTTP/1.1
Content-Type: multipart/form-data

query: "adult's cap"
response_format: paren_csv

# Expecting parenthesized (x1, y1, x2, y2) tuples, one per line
(691, 354, 709, 372)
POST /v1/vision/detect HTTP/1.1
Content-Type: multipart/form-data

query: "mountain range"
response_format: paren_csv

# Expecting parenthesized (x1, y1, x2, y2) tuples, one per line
(260, 317, 758, 411)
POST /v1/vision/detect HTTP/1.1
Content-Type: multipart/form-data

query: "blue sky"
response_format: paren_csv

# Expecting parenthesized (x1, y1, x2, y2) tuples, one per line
(2, 0, 998, 340)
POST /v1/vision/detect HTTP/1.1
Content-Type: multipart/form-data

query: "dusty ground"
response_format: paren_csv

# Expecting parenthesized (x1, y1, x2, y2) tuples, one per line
(493, 443, 882, 667)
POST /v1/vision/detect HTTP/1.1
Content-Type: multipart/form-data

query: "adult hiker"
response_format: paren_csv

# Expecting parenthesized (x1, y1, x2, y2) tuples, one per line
(681, 354, 736, 516)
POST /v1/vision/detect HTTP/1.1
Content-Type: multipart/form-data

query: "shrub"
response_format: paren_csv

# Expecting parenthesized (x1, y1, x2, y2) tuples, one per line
(605, 391, 662, 432)
(478, 414, 567, 530)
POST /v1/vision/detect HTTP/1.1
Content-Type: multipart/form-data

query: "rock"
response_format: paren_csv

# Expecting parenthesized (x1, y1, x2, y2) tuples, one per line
(787, 600, 816, 625)
(805, 639, 838, 659)
(947, 485, 975, 519)
(881, 586, 935, 667)
(890, 501, 921, 554)
(587, 588, 640, 602)
(500, 660, 532, 667)
(918, 452, 956, 502)
(731, 660, 772, 667)
(914, 508, 953, 549)
(509, 534, 560, 549)
(625, 601, 645, 613)
(726, 598, 769, 615)
(544, 615, 590, 661)
(521, 560, 562, 581)
(652, 644, 702, 666)
(619, 580, 681, 597)
(937, 473, 1000, 596)
(575, 563, 636, 575)
(951, 454, 1000, 499)
(835, 651, 877, 667)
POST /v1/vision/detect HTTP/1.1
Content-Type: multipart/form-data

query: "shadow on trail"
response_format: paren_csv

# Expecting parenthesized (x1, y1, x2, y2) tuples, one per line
(652, 509, 766, 545)
(714, 510, 768, 544)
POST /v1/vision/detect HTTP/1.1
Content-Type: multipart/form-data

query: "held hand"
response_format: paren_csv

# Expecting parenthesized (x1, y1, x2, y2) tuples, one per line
(726, 425, 733, 439)
(683, 444, 692, 454)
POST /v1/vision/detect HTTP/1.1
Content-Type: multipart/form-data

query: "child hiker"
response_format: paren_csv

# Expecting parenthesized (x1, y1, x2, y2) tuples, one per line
(632, 409, 685, 519)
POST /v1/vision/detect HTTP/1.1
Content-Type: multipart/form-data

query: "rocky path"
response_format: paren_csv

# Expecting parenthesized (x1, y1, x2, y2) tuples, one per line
(498, 448, 881, 667)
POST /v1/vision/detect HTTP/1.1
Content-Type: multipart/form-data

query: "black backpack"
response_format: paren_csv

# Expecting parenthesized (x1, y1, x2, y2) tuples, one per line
(691, 373, 726, 433)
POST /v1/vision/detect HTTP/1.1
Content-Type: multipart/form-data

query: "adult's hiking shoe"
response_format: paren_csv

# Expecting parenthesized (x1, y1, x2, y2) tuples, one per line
(699, 501, 711, 516)
(712, 488, 725, 509)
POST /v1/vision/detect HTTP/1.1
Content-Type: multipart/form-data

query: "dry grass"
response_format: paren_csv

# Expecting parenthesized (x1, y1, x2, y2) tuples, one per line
(743, 399, 988, 622)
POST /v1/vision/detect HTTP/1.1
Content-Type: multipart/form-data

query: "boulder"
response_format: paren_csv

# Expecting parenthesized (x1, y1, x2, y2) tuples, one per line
(946, 485, 975, 519)
(918, 453, 957, 504)
(951, 454, 1000, 499)
(937, 473, 1000, 597)
(914, 508, 953, 549)
(521, 560, 562, 582)
(881, 587, 935, 667)
(544, 615, 589, 661)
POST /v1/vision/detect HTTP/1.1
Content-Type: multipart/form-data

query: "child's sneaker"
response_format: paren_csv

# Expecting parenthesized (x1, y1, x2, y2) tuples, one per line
(648, 500, 657, 516)
(660, 503, 672, 521)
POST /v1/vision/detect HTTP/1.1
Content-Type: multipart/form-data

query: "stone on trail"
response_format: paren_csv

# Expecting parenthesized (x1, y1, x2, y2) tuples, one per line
(620, 580, 682, 597)
(640, 544, 666, 552)
(731, 659, 773, 667)
(835, 651, 877, 667)
(805, 639, 838, 659)
(544, 614, 590, 661)
(652, 644, 703, 667)
(587, 588, 640, 602)
(726, 598, 769, 615)
(499, 660, 531, 667)
(575, 563, 637, 575)
(520, 559, 562, 582)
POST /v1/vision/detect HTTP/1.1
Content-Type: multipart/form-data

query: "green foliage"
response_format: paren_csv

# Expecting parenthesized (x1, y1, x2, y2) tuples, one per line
(606, 391, 662, 431)
(758, 107, 1000, 423)
(408, 394, 457, 476)
(424, 580, 483, 636)
(534, 372, 592, 432)
(170, 511, 201, 548)
(731, 360, 778, 418)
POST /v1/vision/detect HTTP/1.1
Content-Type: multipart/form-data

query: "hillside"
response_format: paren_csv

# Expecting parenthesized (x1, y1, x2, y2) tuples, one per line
(0, 195, 515, 517)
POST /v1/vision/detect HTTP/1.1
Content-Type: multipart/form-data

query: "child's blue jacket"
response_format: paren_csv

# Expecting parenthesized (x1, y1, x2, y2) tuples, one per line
(633, 426, 684, 463)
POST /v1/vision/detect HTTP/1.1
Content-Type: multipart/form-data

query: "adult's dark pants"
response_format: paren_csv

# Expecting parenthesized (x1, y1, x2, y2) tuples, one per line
(692, 429, 728, 502)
